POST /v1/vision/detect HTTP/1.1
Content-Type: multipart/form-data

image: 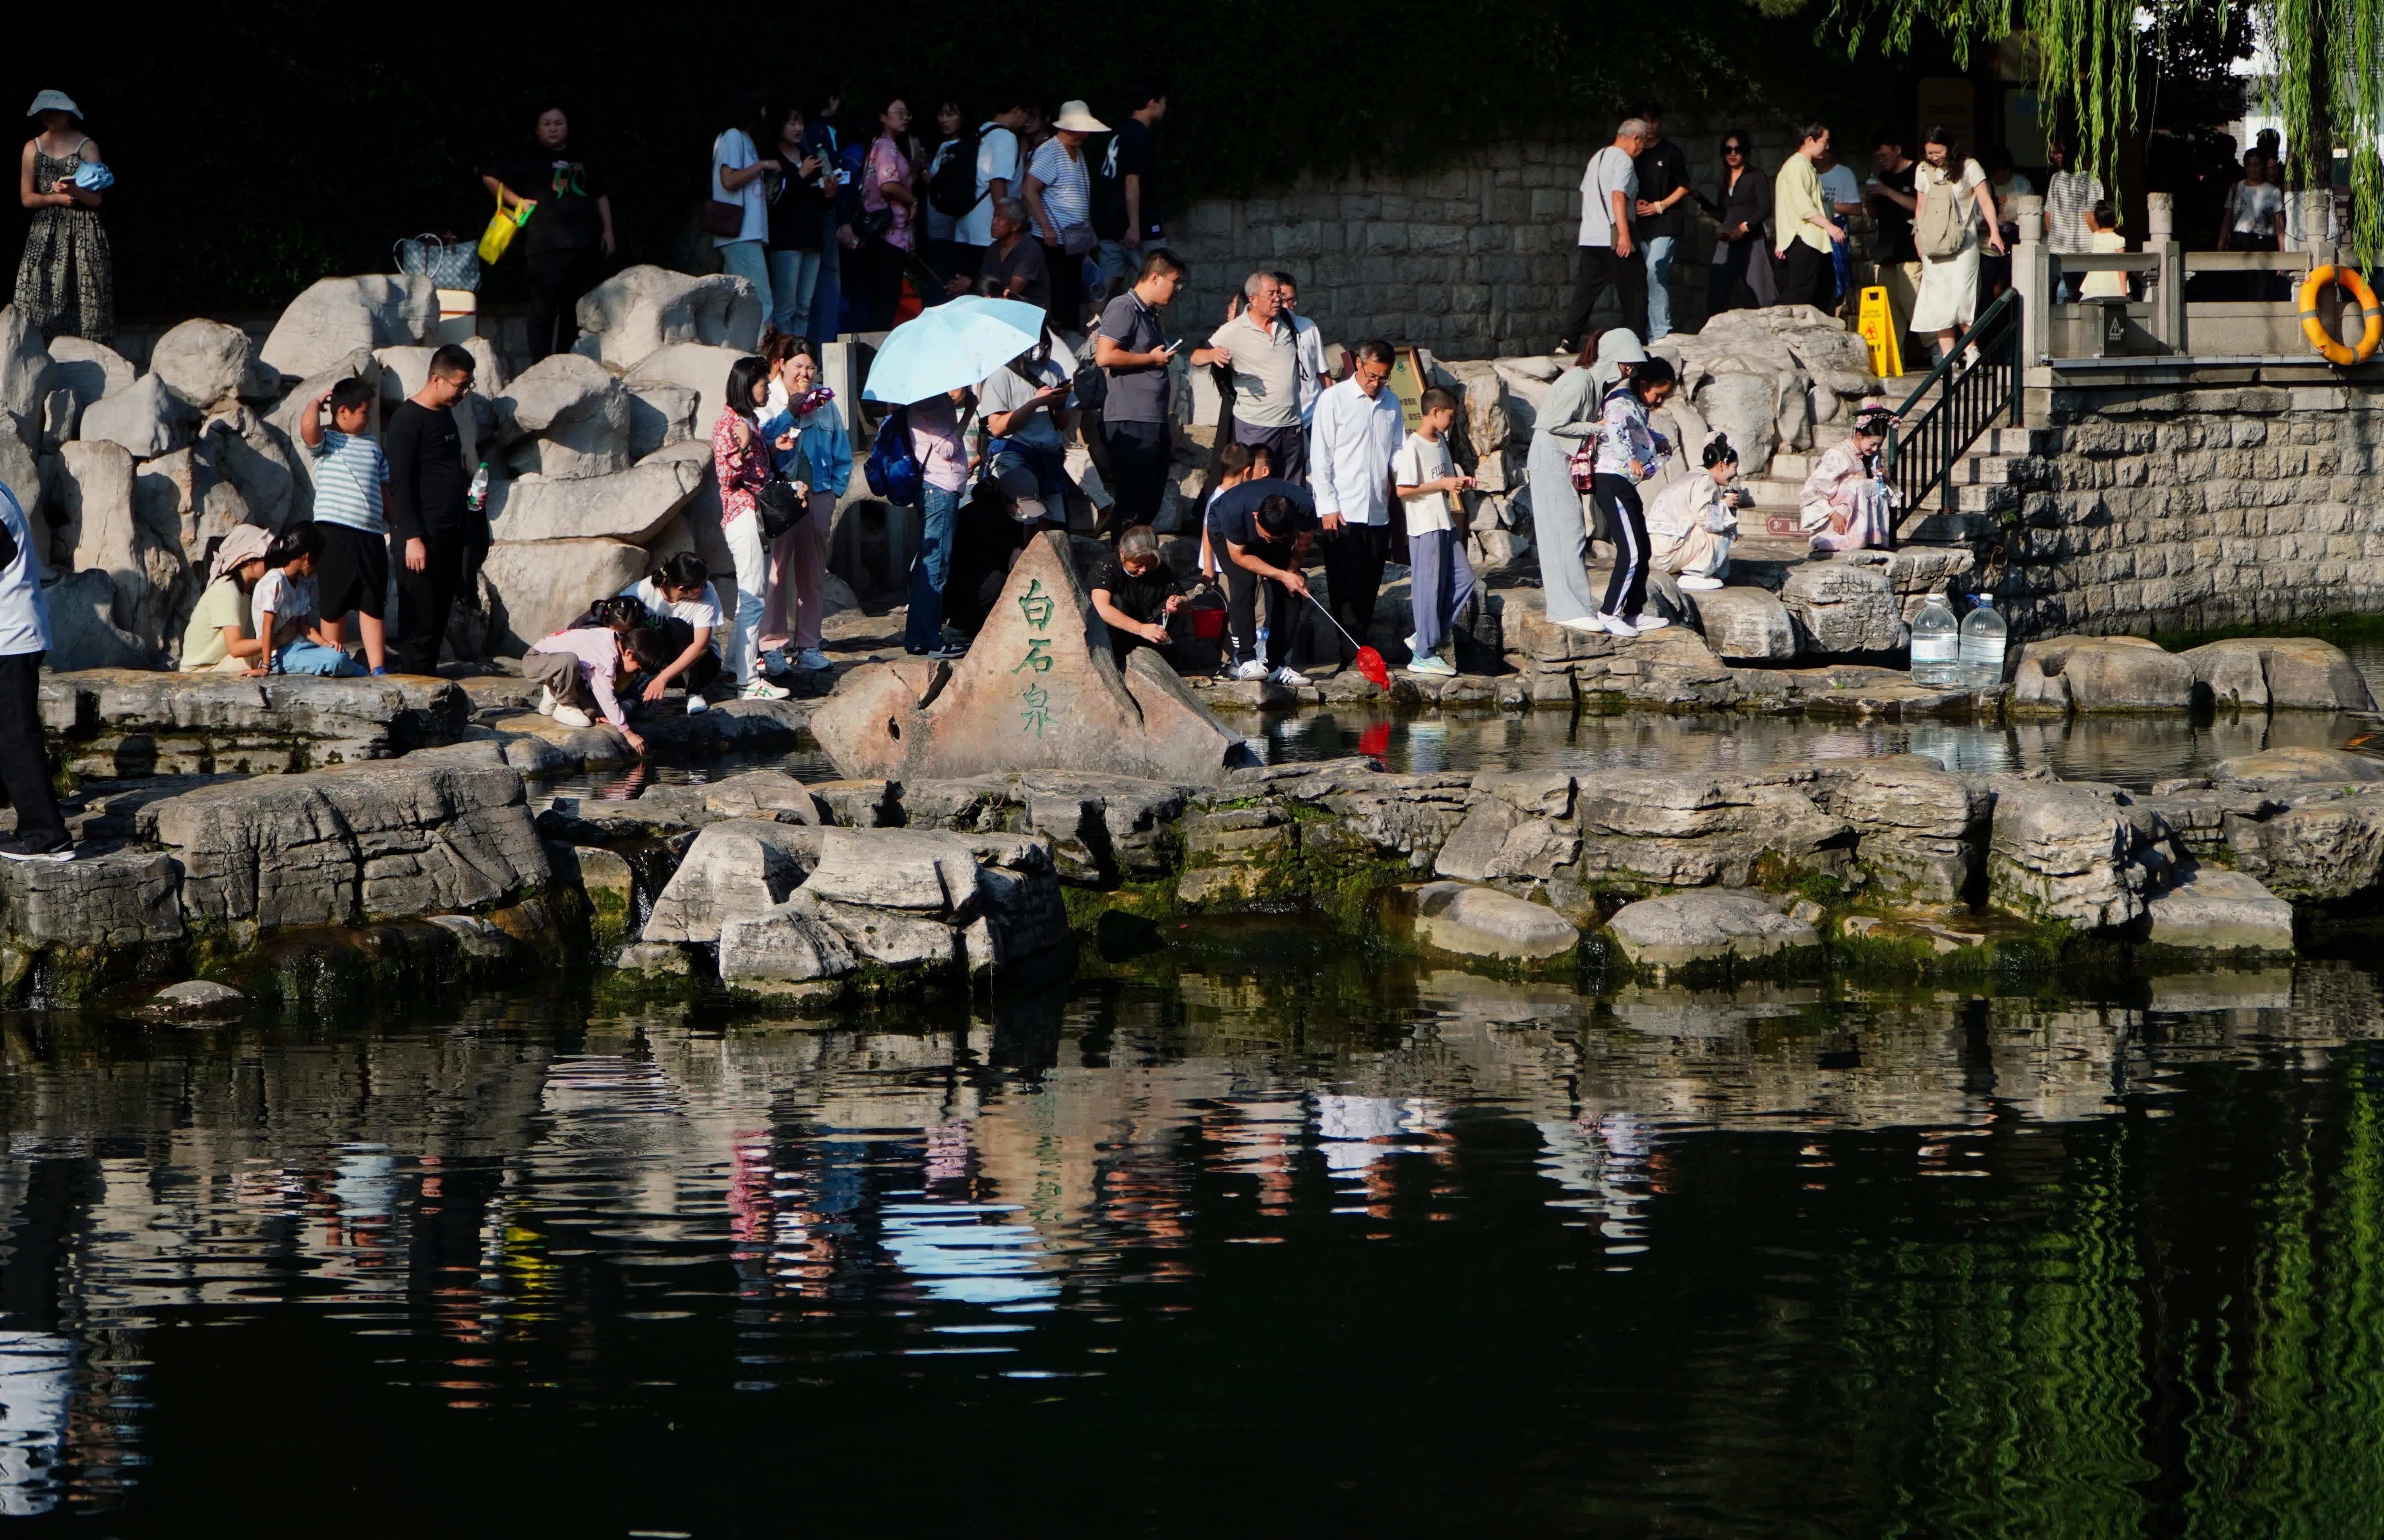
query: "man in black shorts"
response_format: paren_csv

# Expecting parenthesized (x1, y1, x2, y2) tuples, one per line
(297, 375, 394, 672)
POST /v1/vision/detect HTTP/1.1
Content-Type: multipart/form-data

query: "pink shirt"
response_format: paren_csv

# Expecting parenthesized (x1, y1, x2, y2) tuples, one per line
(713, 408, 767, 526)
(530, 627, 627, 729)
(907, 396, 968, 494)
(864, 135, 914, 252)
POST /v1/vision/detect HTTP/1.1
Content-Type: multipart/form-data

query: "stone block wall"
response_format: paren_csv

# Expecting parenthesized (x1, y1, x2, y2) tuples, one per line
(1163, 123, 1807, 358)
(1997, 383, 2384, 638)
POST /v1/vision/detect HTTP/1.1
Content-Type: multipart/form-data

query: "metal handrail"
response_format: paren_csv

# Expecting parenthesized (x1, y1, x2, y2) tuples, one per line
(1880, 287, 2023, 530)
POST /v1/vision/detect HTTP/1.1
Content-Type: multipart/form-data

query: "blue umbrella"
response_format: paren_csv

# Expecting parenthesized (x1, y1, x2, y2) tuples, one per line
(861, 295, 1052, 405)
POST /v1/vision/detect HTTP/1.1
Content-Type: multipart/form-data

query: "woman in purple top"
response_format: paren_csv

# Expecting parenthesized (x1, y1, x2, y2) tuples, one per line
(903, 387, 972, 658)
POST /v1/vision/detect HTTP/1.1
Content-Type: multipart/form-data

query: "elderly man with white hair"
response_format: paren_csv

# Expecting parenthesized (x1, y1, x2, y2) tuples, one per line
(1192, 270, 1308, 482)
(1556, 117, 1650, 355)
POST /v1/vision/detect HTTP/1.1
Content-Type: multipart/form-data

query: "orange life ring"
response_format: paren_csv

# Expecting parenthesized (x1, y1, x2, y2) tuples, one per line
(2300, 265, 2383, 366)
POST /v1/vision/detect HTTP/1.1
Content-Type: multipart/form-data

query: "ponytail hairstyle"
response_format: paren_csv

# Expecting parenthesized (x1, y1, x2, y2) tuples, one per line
(266, 522, 324, 567)
(652, 551, 710, 595)
(1702, 433, 1739, 470)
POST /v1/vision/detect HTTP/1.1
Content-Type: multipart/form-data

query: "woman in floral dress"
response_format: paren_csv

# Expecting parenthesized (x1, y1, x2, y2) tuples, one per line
(14, 91, 110, 342)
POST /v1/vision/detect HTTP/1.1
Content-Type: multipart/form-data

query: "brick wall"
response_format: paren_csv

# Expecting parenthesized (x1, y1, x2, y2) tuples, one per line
(1998, 383, 2384, 637)
(1161, 122, 1807, 360)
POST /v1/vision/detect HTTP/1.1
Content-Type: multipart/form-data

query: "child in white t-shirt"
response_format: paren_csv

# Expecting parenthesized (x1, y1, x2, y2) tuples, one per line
(1390, 388, 1477, 678)
(2078, 201, 2130, 299)
(245, 524, 361, 677)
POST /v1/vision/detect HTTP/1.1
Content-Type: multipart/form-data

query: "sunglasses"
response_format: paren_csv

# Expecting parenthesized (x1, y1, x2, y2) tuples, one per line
(1723, 145, 1745, 154)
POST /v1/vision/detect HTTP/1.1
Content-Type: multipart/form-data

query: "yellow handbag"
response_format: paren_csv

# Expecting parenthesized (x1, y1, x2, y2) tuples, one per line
(477, 190, 532, 264)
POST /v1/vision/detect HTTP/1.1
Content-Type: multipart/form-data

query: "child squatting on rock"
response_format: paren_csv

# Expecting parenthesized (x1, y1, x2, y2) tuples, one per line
(1645, 433, 1748, 590)
(1392, 385, 1478, 677)
(523, 608, 674, 756)
(244, 524, 364, 678)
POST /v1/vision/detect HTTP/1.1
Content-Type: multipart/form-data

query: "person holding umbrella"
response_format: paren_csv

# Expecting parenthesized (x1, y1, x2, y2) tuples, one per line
(863, 294, 1051, 659)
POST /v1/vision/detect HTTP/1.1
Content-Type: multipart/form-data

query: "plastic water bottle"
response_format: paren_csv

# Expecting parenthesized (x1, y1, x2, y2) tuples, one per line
(1959, 594, 2008, 688)
(467, 460, 490, 514)
(1910, 591, 1958, 686)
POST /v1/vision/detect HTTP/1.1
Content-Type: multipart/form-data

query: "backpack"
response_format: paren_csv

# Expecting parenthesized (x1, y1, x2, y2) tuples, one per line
(927, 126, 986, 219)
(864, 407, 921, 507)
(1915, 170, 1968, 259)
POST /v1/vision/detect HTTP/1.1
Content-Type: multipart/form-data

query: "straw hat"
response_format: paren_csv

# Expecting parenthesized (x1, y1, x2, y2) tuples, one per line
(1053, 101, 1110, 133)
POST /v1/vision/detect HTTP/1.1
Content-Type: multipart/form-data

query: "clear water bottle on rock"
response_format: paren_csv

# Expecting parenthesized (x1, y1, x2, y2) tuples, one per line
(1959, 593, 2007, 688)
(1910, 591, 1958, 686)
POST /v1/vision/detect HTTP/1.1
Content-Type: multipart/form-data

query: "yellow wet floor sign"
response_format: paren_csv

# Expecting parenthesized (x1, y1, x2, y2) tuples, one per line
(1856, 286, 1903, 377)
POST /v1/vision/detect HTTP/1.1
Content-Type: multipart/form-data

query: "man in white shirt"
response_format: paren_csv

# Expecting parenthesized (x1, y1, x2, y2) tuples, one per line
(951, 98, 1028, 287)
(1558, 118, 1649, 355)
(1307, 341, 1405, 672)
(0, 483, 68, 861)
(1192, 272, 1308, 482)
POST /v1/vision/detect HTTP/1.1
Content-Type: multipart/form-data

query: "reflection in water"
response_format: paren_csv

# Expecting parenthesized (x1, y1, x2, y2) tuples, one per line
(1, 960, 2384, 1530)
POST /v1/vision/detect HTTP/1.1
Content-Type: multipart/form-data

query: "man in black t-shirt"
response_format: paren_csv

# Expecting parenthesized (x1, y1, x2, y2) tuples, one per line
(1089, 82, 1166, 294)
(1631, 104, 1690, 341)
(1867, 133, 1923, 356)
(386, 345, 480, 677)
(481, 108, 613, 361)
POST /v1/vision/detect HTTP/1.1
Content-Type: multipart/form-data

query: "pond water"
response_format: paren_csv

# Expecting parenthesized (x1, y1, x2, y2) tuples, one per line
(7, 948, 2384, 1535)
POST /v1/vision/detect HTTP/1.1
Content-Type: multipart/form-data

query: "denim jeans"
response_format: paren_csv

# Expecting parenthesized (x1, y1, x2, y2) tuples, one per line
(717, 241, 774, 327)
(768, 248, 822, 337)
(273, 638, 361, 677)
(904, 484, 961, 651)
(1643, 234, 1676, 341)
(1094, 240, 1134, 288)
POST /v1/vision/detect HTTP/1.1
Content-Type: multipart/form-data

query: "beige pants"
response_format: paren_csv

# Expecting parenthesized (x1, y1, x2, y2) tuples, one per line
(1653, 522, 1732, 579)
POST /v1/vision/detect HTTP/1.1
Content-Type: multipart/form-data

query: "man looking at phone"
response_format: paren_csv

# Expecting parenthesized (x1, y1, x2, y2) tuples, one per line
(1093, 249, 1186, 532)
(1192, 271, 1307, 484)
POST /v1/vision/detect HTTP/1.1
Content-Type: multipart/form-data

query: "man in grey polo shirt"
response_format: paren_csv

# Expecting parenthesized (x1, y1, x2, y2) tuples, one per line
(1192, 271, 1307, 484)
(1093, 249, 1187, 532)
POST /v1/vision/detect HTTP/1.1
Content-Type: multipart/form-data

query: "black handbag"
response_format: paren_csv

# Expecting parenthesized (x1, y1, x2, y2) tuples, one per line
(757, 474, 811, 539)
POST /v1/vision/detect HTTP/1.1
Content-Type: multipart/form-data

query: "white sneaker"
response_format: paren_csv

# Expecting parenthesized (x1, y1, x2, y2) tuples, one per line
(1556, 616, 1608, 635)
(685, 693, 708, 714)
(794, 647, 832, 672)
(1408, 652, 1457, 677)
(1601, 613, 1641, 638)
(1678, 575, 1724, 591)
(1626, 613, 1671, 632)
(536, 686, 556, 716)
(551, 704, 593, 729)
(1231, 659, 1271, 682)
(1269, 666, 1307, 688)
(741, 677, 792, 701)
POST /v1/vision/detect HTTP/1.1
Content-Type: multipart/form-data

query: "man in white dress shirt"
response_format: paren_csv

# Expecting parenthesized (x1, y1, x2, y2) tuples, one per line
(1307, 339, 1404, 672)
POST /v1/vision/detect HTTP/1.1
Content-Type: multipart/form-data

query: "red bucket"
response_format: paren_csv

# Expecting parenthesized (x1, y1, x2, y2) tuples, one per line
(1188, 607, 1226, 641)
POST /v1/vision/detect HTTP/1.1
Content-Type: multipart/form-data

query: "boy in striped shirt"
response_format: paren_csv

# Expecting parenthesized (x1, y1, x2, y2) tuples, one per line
(297, 376, 394, 673)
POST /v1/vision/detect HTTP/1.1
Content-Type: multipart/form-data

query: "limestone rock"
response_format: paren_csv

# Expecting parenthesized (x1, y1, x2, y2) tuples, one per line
(575, 266, 764, 369)
(149, 979, 250, 1020)
(1985, 779, 2157, 928)
(0, 305, 49, 448)
(2225, 787, 2384, 903)
(626, 381, 699, 456)
(2209, 747, 2384, 787)
(717, 892, 860, 995)
(149, 318, 276, 409)
(79, 373, 198, 459)
(1690, 371, 1780, 474)
(0, 424, 35, 518)
(41, 669, 469, 780)
(260, 275, 439, 383)
(46, 336, 134, 410)
(1688, 585, 1797, 660)
(478, 538, 650, 654)
(1604, 889, 1821, 968)
(1500, 585, 1616, 666)
(1812, 755, 1989, 905)
(194, 411, 299, 534)
(265, 349, 384, 445)
(2144, 866, 2295, 953)
(1573, 770, 1852, 892)
(1780, 559, 1905, 654)
(0, 849, 182, 950)
(490, 458, 702, 545)
(60, 440, 187, 658)
(623, 342, 755, 442)
(497, 352, 637, 479)
(810, 532, 1250, 785)
(2183, 637, 2377, 712)
(37, 569, 147, 670)
(143, 760, 548, 929)
(1393, 881, 1580, 962)
(641, 818, 824, 944)
(2010, 635, 2197, 714)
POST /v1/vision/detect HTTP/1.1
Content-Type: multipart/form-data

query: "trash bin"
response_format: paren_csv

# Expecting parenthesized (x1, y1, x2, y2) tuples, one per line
(2087, 295, 2131, 358)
